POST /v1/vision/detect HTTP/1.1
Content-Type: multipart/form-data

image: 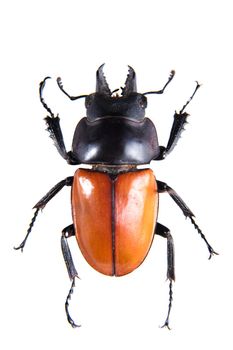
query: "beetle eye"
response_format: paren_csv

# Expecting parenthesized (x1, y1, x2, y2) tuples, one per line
(85, 95, 94, 108)
(139, 96, 147, 109)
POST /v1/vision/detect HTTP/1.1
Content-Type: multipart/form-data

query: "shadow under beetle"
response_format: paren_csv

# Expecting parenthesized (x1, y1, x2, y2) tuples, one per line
(15, 64, 218, 329)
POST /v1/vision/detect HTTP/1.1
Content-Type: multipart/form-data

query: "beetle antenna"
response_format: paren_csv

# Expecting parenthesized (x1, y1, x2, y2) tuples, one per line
(143, 70, 175, 95)
(14, 208, 40, 252)
(65, 278, 81, 328)
(57, 77, 88, 101)
(179, 81, 201, 114)
(39, 77, 56, 117)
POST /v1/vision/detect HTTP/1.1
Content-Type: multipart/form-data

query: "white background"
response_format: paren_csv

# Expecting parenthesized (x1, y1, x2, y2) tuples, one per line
(1, 0, 232, 349)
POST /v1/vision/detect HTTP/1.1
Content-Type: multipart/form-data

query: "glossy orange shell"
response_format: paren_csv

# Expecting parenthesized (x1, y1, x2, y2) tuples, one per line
(72, 168, 158, 276)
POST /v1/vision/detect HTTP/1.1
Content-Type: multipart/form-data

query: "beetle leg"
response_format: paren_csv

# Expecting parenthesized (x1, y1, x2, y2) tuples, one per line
(157, 180, 218, 259)
(61, 225, 80, 328)
(33, 176, 73, 209)
(156, 223, 175, 281)
(155, 82, 200, 160)
(39, 77, 80, 165)
(14, 177, 73, 251)
(155, 223, 175, 330)
(156, 110, 190, 159)
(14, 208, 40, 252)
(45, 116, 79, 165)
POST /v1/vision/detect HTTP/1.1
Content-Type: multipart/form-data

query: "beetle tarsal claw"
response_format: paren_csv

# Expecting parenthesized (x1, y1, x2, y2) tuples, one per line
(13, 242, 24, 252)
(208, 247, 219, 260)
(161, 320, 171, 330)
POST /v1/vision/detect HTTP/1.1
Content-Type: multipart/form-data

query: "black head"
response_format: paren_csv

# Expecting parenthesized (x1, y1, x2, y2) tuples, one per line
(85, 64, 147, 122)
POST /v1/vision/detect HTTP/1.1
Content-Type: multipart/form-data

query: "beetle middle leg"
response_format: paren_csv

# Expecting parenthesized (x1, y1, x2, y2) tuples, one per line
(61, 224, 80, 328)
(155, 222, 175, 330)
(14, 176, 73, 251)
(157, 180, 218, 259)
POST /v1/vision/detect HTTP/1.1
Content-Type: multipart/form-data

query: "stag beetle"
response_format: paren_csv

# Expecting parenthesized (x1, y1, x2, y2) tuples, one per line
(15, 64, 217, 329)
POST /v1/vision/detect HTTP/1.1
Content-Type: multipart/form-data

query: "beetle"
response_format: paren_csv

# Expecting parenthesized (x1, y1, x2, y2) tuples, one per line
(15, 64, 217, 329)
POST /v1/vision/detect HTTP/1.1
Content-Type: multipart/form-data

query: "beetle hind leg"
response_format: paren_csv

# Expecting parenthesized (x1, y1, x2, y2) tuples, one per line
(65, 279, 79, 328)
(61, 224, 81, 328)
(155, 223, 175, 330)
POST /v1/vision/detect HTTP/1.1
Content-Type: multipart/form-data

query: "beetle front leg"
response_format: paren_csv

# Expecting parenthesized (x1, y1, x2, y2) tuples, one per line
(157, 180, 218, 258)
(61, 224, 80, 328)
(156, 82, 200, 159)
(45, 116, 79, 164)
(155, 223, 175, 330)
(14, 177, 73, 251)
(39, 77, 79, 165)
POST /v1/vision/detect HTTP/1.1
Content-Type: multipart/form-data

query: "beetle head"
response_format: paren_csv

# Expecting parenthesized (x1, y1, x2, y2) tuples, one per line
(85, 64, 147, 121)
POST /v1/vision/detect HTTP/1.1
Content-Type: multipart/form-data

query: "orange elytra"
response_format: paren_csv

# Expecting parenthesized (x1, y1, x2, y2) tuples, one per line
(72, 168, 158, 276)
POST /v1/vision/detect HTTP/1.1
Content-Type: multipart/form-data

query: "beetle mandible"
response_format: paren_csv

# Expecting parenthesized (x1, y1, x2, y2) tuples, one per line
(15, 64, 218, 329)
